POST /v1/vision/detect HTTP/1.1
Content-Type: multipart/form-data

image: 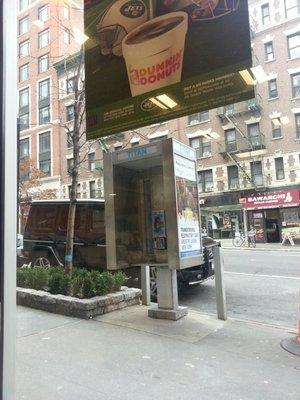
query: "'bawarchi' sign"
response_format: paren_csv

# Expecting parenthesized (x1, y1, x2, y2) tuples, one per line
(84, 0, 253, 139)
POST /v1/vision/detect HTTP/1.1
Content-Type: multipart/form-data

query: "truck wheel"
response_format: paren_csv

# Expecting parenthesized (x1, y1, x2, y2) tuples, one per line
(32, 253, 52, 269)
(150, 267, 157, 301)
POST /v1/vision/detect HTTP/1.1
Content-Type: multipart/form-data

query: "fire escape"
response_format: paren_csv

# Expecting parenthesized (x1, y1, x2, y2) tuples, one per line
(216, 92, 267, 189)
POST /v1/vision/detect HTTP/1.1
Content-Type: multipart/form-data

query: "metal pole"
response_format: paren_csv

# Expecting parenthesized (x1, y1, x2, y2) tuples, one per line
(213, 246, 227, 321)
(141, 265, 150, 306)
(0, 1, 17, 398)
(243, 208, 249, 246)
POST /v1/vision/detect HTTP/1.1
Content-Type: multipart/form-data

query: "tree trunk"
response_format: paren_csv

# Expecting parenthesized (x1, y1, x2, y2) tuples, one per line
(64, 46, 84, 274)
(65, 201, 76, 274)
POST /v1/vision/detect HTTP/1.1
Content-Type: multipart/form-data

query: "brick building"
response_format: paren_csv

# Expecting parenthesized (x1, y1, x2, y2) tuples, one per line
(19, 0, 300, 243)
(17, 0, 83, 196)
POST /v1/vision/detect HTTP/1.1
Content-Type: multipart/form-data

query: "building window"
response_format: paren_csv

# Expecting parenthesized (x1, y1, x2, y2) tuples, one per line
(272, 120, 282, 139)
(19, 138, 30, 181)
(225, 129, 237, 152)
(198, 170, 213, 193)
(227, 165, 239, 189)
(19, 40, 29, 58)
(64, 28, 71, 44)
(275, 157, 285, 180)
(66, 105, 74, 121)
(288, 33, 300, 59)
(291, 73, 300, 98)
(19, 63, 29, 82)
(67, 77, 75, 94)
(268, 79, 278, 99)
(38, 29, 50, 49)
(39, 78, 50, 101)
(19, 16, 29, 35)
(63, 4, 70, 19)
(20, 138, 29, 159)
(88, 152, 95, 171)
(39, 132, 51, 176)
(187, 111, 209, 125)
(39, 106, 50, 125)
(77, 184, 81, 199)
(67, 131, 73, 148)
(38, 5, 49, 22)
(224, 104, 234, 115)
(264, 41, 274, 61)
(295, 114, 300, 138)
(19, 113, 29, 131)
(67, 158, 74, 174)
(261, 3, 270, 25)
(285, 0, 300, 18)
(38, 54, 49, 73)
(19, 0, 29, 11)
(19, 87, 29, 108)
(247, 123, 261, 147)
(190, 137, 211, 158)
(251, 161, 263, 186)
(89, 181, 96, 198)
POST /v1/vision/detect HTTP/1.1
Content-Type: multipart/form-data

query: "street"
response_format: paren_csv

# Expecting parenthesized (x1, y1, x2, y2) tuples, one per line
(180, 249, 300, 330)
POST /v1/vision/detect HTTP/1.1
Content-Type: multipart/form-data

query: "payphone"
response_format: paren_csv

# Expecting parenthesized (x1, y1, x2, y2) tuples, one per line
(104, 138, 203, 320)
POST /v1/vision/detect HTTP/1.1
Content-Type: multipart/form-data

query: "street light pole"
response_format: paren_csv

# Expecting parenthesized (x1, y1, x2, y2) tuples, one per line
(0, 1, 17, 399)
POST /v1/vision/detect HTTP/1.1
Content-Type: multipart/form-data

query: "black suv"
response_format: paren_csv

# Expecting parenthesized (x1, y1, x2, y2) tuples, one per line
(22, 200, 218, 293)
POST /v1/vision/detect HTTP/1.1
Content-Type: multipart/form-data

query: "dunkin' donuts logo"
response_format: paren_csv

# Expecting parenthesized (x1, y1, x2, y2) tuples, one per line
(129, 49, 183, 86)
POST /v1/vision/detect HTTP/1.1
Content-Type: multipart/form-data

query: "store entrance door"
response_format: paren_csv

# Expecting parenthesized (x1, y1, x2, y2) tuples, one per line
(265, 209, 280, 243)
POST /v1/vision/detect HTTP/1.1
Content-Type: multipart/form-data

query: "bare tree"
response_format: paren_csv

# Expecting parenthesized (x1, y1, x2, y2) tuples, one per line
(18, 158, 57, 231)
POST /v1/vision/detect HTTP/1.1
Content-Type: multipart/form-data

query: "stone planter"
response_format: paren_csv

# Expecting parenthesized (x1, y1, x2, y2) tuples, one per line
(17, 286, 141, 319)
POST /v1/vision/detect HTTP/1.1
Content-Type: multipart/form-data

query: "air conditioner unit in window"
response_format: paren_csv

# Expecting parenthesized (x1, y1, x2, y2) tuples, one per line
(203, 151, 211, 157)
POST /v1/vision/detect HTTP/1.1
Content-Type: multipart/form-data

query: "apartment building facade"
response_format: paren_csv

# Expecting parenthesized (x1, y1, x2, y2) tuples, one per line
(19, 0, 300, 243)
(17, 0, 82, 198)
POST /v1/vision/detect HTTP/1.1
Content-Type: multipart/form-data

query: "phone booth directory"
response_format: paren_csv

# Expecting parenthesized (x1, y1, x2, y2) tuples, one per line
(104, 138, 203, 319)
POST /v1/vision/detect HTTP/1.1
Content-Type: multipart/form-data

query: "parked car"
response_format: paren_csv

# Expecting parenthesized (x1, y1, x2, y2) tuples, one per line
(22, 200, 218, 295)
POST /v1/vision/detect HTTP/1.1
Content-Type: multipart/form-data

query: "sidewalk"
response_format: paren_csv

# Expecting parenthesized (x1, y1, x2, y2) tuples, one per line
(220, 238, 300, 252)
(16, 305, 299, 400)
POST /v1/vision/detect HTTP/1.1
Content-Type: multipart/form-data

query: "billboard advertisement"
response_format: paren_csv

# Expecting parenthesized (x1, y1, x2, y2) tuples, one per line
(84, 0, 254, 139)
(174, 154, 201, 258)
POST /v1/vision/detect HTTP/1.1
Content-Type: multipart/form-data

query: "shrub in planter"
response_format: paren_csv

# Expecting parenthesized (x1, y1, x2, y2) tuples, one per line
(82, 275, 95, 299)
(17, 268, 29, 288)
(93, 272, 114, 296)
(113, 271, 125, 291)
(48, 271, 70, 295)
(25, 267, 49, 290)
(70, 276, 84, 298)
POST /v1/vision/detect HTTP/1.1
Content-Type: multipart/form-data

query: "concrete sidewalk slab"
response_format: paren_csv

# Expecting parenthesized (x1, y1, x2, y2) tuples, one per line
(95, 304, 225, 343)
(16, 305, 300, 400)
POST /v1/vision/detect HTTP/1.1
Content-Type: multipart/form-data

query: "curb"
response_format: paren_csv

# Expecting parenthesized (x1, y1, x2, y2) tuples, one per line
(222, 246, 300, 252)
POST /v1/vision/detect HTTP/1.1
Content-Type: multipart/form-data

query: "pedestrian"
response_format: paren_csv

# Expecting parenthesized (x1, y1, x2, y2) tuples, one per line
(248, 225, 256, 247)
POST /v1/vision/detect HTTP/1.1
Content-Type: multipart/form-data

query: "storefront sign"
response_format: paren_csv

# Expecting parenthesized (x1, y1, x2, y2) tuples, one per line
(174, 155, 201, 258)
(240, 190, 300, 210)
(84, 0, 253, 139)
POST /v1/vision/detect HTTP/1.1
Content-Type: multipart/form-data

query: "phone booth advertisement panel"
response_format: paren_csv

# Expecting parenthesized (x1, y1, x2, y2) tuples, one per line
(103, 138, 203, 272)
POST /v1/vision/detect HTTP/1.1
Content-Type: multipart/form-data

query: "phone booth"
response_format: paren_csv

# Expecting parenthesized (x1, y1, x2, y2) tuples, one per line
(103, 138, 203, 320)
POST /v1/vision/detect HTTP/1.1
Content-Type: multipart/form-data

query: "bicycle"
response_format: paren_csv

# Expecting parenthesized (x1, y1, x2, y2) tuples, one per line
(232, 232, 256, 248)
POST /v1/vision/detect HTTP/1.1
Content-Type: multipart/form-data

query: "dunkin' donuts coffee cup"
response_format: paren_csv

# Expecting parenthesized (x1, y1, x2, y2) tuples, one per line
(122, 12, 188, 96)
